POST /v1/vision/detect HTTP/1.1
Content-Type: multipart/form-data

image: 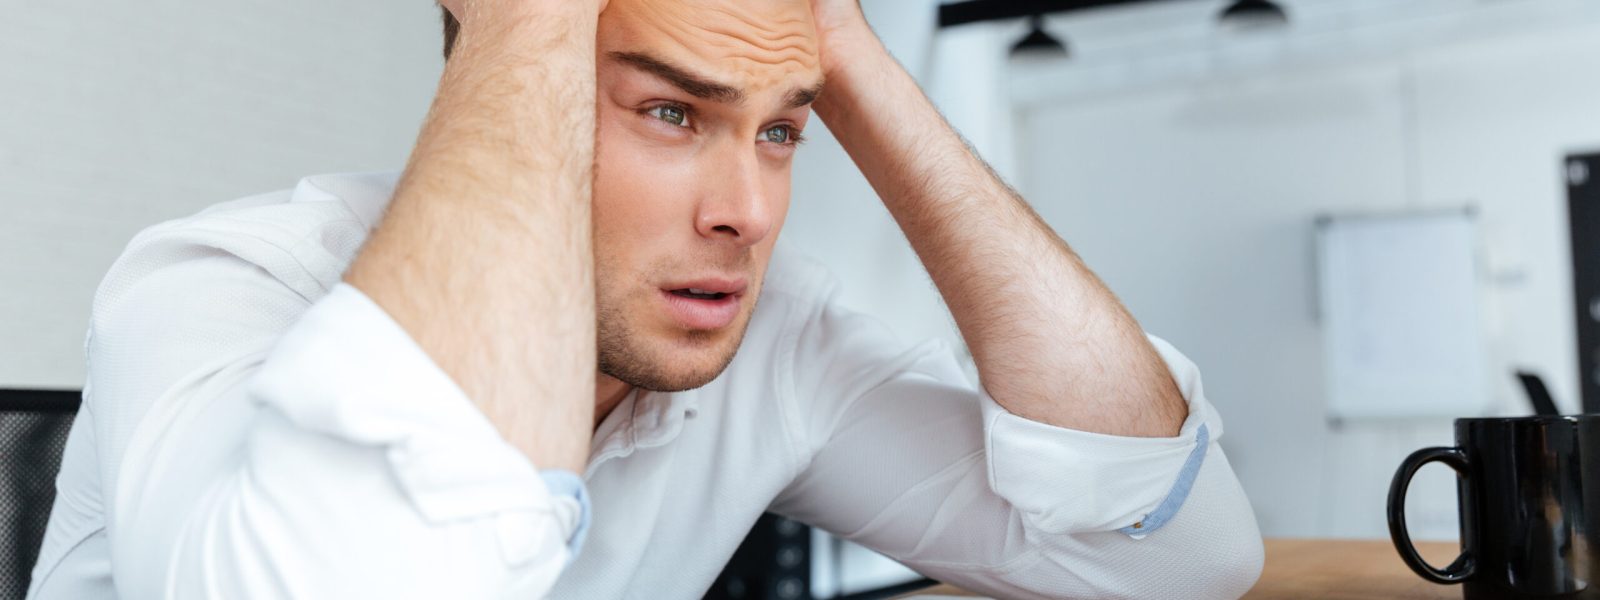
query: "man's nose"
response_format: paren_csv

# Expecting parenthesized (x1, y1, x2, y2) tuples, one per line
(694, 149, 773, 247)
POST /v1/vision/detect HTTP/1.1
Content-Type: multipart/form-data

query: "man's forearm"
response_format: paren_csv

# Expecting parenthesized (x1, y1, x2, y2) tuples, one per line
(344, 2, 599, 471)
(812, 30, 1186, 438)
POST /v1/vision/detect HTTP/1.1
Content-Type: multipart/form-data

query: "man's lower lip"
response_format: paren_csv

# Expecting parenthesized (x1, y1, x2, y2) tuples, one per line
(658, 290, 741, 330)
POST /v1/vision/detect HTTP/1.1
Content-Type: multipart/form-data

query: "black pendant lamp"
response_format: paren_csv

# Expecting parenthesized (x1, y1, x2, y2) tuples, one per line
(1218, 0, 1289, 29)
(1011, 14, 1068, 59)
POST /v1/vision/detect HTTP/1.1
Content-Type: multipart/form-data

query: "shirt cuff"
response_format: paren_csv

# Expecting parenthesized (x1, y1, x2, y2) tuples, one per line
(538, 469, 592, 562)
(980, 334, 1217, 537)
(249, 283, 588, 560)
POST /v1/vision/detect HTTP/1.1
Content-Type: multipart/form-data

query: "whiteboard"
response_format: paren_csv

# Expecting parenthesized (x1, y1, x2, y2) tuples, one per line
(1315, 210, 1492, 420)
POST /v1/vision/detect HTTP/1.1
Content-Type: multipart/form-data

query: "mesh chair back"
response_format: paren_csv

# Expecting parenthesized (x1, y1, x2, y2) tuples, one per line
(0, 390, 79, 600)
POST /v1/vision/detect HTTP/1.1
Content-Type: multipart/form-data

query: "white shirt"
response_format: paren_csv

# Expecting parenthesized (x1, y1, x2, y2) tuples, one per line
(29, 171, 1263, 599)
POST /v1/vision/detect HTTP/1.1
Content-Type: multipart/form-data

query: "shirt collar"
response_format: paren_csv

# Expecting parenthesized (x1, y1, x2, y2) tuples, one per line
(586, 389, 702, 476)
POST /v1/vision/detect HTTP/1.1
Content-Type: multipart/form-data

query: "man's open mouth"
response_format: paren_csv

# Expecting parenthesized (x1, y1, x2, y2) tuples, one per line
(669, 288, 731, 300)
(658, 278, 745, 330)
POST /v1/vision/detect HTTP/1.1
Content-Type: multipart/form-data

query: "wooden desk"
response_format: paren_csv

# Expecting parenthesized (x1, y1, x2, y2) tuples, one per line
(1245, 538, 1459, 599)
(899, 538, 1462, 599)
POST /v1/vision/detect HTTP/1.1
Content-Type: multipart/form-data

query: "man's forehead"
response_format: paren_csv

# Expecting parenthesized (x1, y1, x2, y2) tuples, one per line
(601, 0, 821, 91)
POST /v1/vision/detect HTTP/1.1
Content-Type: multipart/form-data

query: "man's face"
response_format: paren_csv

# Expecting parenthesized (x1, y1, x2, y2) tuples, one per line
(592, 0, 823, 392)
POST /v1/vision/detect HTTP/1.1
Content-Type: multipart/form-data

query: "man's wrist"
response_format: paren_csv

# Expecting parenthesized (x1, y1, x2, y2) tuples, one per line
(454, 0, 598, 23)
(819, 18, 885, 82)
(814, 27, 900, 123)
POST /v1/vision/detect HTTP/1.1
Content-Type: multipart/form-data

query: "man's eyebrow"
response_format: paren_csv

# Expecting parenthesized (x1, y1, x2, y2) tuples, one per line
(784, 81, 825, 109)
(609, 51, 744, 104)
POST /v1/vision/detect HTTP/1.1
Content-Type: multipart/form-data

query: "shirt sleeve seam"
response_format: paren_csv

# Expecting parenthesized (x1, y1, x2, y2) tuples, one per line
(26, 523, 107, 592)
(832, 449, 986, 541)
(896, 537, 1046, 575)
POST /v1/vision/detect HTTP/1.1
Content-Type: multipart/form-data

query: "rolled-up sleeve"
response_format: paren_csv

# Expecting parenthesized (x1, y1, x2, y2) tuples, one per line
(771, 296, 1262, 600)
(248, 283, 591, 562)
(981, 335, 1214, 539)
(97, 251, 587, 598)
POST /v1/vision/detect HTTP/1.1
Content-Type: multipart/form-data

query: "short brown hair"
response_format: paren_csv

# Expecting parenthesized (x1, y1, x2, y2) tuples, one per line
(441, 7, 460, 60)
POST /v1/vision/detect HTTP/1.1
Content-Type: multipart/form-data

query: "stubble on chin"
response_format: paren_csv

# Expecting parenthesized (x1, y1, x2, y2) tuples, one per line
(594, 293, 758, 393)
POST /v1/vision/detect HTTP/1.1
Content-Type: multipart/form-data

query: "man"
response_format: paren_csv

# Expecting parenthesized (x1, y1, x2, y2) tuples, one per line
(29, 0, 1263, 597)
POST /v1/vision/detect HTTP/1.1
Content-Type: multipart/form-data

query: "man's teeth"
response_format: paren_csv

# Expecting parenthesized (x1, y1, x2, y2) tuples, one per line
(674, 288, 728, 299)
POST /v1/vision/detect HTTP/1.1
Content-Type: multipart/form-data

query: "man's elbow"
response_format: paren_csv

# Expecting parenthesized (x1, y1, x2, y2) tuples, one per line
(1107, 510, 1263, 599)
(1193, 520, 1265, 598)
(1151, 452, 1264, 599)
(1108, 446, 1263, 599)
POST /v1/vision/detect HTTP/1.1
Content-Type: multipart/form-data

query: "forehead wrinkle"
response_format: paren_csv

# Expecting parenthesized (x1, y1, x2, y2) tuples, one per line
(689, 11, 818, 71)
(642, 1, 817, 68)
(719, 53, 819, 74)
(655, 22, 817, 73)
(649, 27, 817, 93)
(700, 5, 816, 52)
(699, 28, 817, 66)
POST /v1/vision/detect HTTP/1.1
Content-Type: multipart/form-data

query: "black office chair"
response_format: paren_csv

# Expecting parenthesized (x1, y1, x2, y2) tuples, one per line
(708, 514, 936, 600)
(0, 390, 79, 600)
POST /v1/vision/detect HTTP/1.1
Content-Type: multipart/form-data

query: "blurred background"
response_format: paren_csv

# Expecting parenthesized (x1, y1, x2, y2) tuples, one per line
(4, 0, 1600, 598)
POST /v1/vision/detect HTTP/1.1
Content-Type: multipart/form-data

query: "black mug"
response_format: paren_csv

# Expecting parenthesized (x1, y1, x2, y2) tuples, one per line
(1389, 416, 1600, 599)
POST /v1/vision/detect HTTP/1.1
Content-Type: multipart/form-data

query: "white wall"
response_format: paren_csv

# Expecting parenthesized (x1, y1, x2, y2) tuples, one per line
(1010, 1, 1600, 540)
(1, 2, 443, 388)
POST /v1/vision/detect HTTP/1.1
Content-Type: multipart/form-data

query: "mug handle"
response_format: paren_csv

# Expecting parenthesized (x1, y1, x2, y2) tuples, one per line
(1387, 446, 1475, 583)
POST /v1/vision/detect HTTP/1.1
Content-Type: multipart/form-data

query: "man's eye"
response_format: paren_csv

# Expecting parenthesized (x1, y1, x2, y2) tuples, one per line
(763, 126, 796, 144)
(647, 105, 690, 127)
